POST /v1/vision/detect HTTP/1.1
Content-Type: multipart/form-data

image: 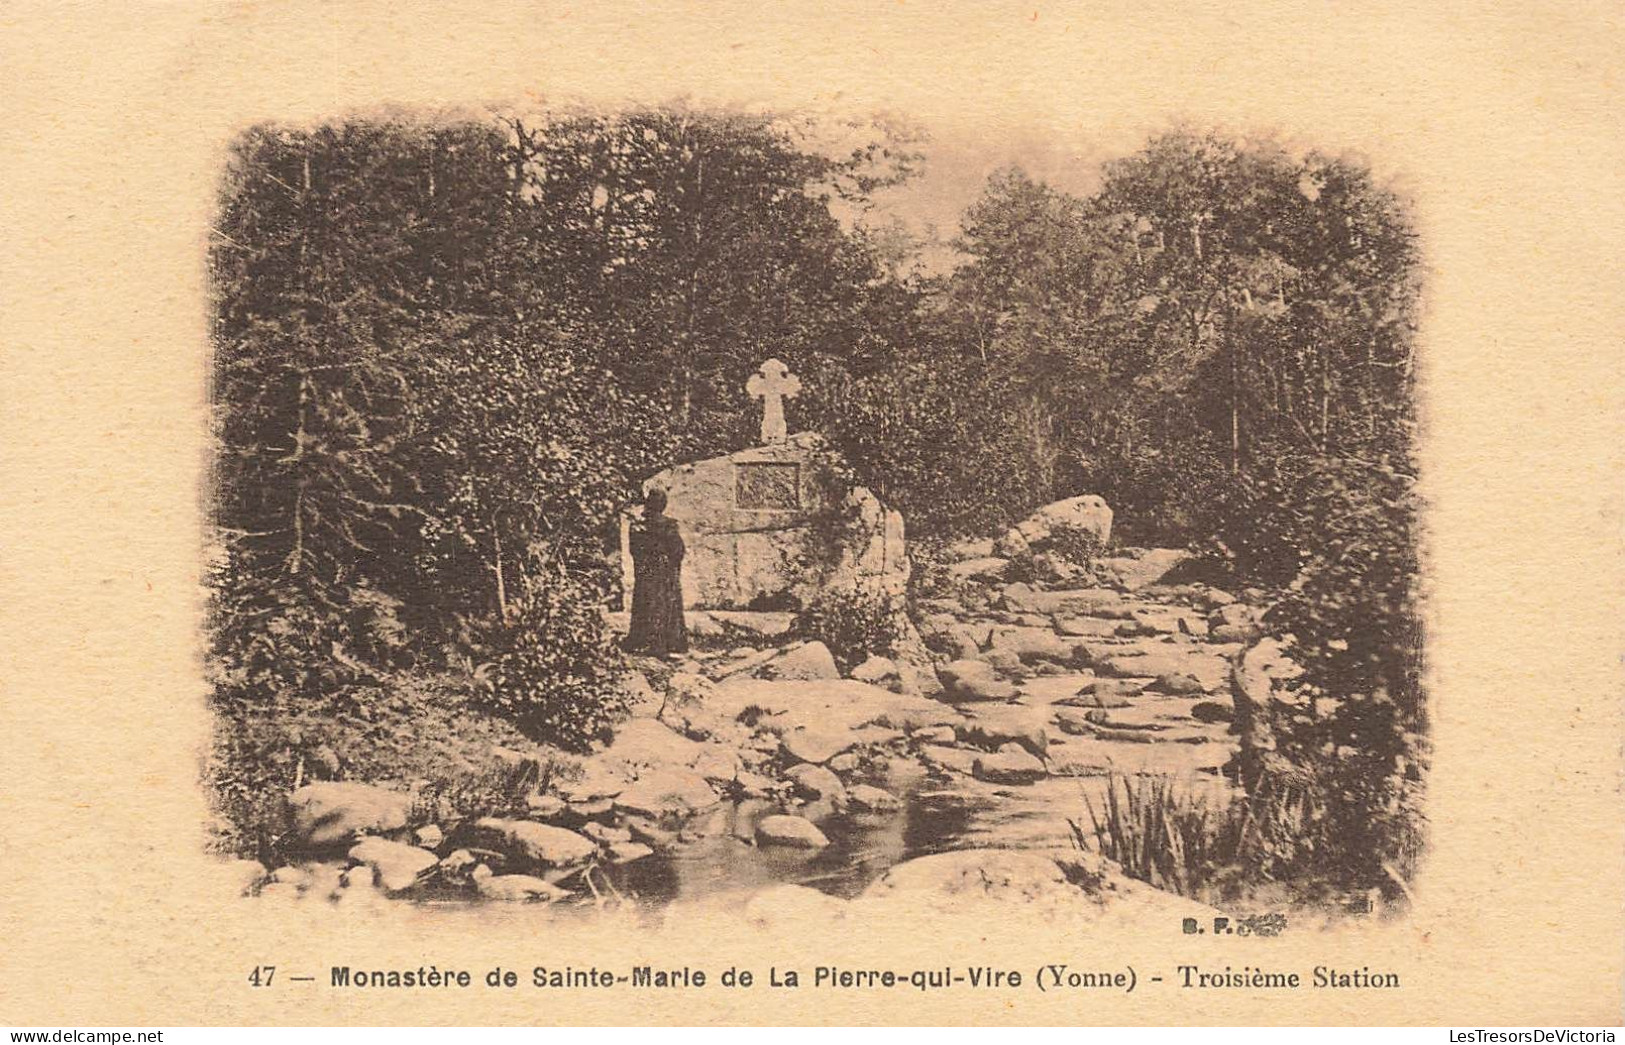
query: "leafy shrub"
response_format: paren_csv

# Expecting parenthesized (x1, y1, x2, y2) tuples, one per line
(475, 573, 631, 752)
(793, 585, 903, 670)
(1208, 454, 1428, 895)
(1043, 521, 1107, 566)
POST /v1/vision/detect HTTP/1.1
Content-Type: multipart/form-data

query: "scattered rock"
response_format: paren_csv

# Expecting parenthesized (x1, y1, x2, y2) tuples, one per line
(912, 724, 958, 745)
(1153, 672, 1206, 696)
(1096, 548, 1191, 591)
(955, 707, 1049, 757)
(1210, 622, 1263, 644)
(785, 763, 845, 802)
(288, 782, 411, 848)
(989, 626, 1084, 666)
(972, 744, 1048, 785)
(472, 818, 597, 869)
(849, 654, 901, 689)
(413, 824, 444, 849)
(845, 784, 903, 812)
(346, 838, 438, 893)
(438, 849, 478, 878)
(780, 727, 854, 765)
(525, 793, 568, 819)
(936, 659, 1018, 702)
(477, 874, 569, 902)
(609, 841, 655, 864)
(755, 814, 830, 848)
(762, 641, 840, 681)
(734, 770, 780, 797)
(919, 744, 979, 775)
(613, 768, 719, 818)
(581, 822, 632, 846)
(946, 556, 1011, 582)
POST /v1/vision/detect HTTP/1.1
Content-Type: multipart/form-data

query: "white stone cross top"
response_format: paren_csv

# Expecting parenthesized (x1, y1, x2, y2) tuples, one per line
(746, 358, 801, 444)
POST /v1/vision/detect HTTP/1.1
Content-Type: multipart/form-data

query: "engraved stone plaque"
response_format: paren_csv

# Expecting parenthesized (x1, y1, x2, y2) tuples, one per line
(734, 461, 800, 510)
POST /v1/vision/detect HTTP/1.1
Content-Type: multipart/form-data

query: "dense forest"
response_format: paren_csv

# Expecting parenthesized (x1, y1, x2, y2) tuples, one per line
(208, 109, 1424, 902)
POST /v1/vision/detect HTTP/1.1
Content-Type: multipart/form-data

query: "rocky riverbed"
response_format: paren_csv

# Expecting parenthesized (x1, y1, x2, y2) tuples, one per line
(227, 540, 1264, 923)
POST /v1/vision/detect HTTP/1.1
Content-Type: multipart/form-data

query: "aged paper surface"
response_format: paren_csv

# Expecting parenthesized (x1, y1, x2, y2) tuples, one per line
(2, 0, 1621, 1026)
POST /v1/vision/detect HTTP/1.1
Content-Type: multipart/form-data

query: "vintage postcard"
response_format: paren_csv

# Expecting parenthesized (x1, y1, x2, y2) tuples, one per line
(1, 0, 1620, 1028)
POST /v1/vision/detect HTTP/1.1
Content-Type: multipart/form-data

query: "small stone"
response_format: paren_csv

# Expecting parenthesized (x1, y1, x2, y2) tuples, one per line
(581, 821, 632, 846)
(1154, 672, 1206, 696)
(827, 752, 861, 774)
(755, 814, 831, 848)
(347, 837, 438, 893)
(438, 849, 478, 878)
(785, 763, 845, 801)
(936, 659, 1018, 702)
(912, 724, 958, 745)
(525, 793, 568, 819)
(762, 641, 840, 681)
(972, 744, 1048, 785)
(850, 654, 901, 686)
(781, 727, 853, 765)
(609, 841, 655, 864)
(477, 874, 569, 902)
(472, 818, 597, 869)
(1190, 700, 1235, 724)
(734, 771, 780, 797)
(413, 824, 444, 849)
(846, 784, 902, 812)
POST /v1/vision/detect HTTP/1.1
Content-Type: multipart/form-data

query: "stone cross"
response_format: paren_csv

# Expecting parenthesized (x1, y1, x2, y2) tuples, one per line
(746, 358, 801, 444)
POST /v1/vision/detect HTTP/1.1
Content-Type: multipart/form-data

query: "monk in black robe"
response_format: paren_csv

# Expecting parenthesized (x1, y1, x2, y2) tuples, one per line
(624, 488, 688, 655)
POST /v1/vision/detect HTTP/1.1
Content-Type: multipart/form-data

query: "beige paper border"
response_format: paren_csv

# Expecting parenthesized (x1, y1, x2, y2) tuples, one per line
(2, 0, 1621, 1026)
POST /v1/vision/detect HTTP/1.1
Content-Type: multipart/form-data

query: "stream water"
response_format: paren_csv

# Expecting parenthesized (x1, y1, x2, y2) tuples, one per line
(598, 760, 1134, 906)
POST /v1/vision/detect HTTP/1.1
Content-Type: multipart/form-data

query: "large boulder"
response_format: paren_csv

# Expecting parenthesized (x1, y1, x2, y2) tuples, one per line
(936, 659, 1018, 703)
(288, 782, 411, 848)
(755, 814, 831, 849)
(471, 818, 597, 869)
(346, 838, 438, 893)
(1012, 494, 1113, 548)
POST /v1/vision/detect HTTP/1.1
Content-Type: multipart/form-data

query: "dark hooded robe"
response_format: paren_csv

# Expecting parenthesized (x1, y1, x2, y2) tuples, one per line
(624, 493, 688, 655)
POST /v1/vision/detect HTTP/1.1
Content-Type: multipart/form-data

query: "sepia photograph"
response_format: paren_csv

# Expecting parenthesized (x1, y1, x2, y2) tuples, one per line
(203, 106, 1425, 927)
